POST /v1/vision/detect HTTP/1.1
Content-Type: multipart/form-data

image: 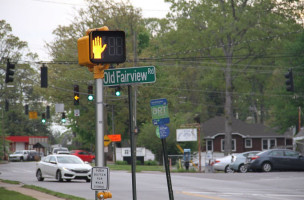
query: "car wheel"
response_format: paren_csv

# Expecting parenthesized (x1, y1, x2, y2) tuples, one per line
(56, 170, 63, 182)
(225, 165, 234, 173)
(36, 169, 44, 181)
(262, 162, 272, 172)
(66, 179, 72, 182)
(239, 164, 248, 173)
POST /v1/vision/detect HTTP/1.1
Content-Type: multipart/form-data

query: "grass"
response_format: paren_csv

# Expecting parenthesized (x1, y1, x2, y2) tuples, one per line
(0, 179, 85, 200)
(0, 187, 37, 200)
(22, 185, 85, 200)
(107, 163, 199, 173)
(108, 163, 164, 172)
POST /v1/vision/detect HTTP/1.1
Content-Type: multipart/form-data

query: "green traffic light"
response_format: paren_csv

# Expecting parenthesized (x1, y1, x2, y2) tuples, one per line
(115, 91, 121, 96)
(61, 118, 66, 123)
(88, 95, 94, 101)
(41, 119, 46, 123)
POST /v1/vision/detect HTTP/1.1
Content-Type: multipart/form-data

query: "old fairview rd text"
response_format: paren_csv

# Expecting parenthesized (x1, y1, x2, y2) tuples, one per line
(103, 66, 156, 86)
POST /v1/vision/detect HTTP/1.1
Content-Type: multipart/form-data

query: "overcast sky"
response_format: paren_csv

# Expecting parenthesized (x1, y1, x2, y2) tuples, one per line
(0, 0, 171, 61)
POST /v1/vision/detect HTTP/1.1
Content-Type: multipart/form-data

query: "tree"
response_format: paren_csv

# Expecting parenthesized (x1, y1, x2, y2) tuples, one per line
(158, 0, 303, 155)
(0, 20, 51, 158)
(45, 0, 149, 149)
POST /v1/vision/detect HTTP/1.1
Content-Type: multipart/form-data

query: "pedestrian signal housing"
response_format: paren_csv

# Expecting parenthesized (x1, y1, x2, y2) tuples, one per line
(78, 31, 126, 65)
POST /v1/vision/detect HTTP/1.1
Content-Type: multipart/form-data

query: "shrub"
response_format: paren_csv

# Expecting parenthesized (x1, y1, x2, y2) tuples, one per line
(115, 161, 128, 165)
(144, 160, 158, 166)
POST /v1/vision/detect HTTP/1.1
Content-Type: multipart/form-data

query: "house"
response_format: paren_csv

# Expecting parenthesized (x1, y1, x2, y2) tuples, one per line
(294, 128, 304, 154)
(201, 116, 293, 153)
(115, 147, 155, 164)
(6, 136, 49, 155)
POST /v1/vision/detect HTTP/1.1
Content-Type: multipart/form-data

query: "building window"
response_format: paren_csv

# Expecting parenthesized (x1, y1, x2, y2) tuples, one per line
(245, 139, 252, 148)
(262, 139, 276, 150)
(206, 140, 213, 151)
(221, 139, 236, 152)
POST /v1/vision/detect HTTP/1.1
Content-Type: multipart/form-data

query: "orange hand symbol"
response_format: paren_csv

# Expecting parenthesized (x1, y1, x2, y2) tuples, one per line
(92, 36, 107, 59)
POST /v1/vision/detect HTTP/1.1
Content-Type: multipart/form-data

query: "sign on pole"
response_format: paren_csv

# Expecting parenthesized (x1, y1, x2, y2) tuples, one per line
(156, 125, 170, 139)
(150, 98, 170, 125)
(29, 111, 38, 119)
(55, 103, 64, 113)
(103, 66, 156, 86)
(176, 129, 197, 142)
(91, 167, 109, 190)
(104, 135, 112, 147)
(107, 134, 121, 142)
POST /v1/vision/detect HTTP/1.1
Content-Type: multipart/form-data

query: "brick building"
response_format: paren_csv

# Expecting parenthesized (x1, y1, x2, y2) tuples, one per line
(202, 116, 293, 153)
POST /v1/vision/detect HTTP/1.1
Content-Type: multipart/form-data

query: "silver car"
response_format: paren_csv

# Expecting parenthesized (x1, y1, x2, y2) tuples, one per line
(213, 154, 238, 173)
(36, 154, 92, 182)
(229, 151, 260, 173)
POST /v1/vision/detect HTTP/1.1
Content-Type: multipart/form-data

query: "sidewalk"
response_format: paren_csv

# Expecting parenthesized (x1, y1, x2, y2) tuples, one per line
(0, 181, 65, 200)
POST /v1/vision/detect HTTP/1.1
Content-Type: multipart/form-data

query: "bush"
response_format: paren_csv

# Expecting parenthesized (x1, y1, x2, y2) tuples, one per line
(144, 160, 158, 166)
(136, 160, 143, 165)
(115, 161, 128, 165)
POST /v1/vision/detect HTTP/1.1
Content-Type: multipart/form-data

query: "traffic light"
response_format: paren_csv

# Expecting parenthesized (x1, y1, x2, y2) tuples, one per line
(78, 29, 126, 66)
(46, 106, 50, 119)
(115, 86, 121, 96)
(88, 85, 94, 101)
(61, 112, 66, 123)
(285, 68, 294, 92)
(41, 113, 46, 124)
(41, 65, 48, 88)
(25, 104, 29, 115)
(74, 85, 80, 105)
(5, 59, 15, 83)
(5, 99, 9, 111)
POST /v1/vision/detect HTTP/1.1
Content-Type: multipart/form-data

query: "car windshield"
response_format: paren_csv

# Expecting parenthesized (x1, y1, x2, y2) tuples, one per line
(57, 156, 83, 164)
(14, 151, 22, 154)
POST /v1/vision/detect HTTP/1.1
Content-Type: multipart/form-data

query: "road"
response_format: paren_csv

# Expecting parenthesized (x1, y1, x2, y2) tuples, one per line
(1, 162, 304, 200)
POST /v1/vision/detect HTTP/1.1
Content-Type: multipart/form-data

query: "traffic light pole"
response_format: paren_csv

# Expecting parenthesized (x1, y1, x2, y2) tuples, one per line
(95, 78, 105, 200)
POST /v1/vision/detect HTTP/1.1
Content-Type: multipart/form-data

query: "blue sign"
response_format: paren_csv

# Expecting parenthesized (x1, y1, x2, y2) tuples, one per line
(150, 98, 170, 125)
(156, 125, 170, 139)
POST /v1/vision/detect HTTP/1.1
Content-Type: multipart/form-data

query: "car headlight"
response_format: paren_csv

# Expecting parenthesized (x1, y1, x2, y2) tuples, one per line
(62, 167, 72, 171)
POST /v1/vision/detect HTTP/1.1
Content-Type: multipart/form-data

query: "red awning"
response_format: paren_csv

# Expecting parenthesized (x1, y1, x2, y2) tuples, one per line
(6, 136, 29, 142)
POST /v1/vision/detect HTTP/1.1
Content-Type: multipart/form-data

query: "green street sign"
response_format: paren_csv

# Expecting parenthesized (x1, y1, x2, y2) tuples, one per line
(103, 66, 156, 86)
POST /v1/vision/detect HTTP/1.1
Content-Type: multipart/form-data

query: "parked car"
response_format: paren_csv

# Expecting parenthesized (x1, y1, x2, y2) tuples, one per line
(70, 150, 95, 163)
(27, 150, 41, 161)
(52, 147, 69, 154)
(247, 149, 304, 172)
(9, 150, 29, 161)
(212, 154, 238, 173)
(229, 151, 260, 173)
(36, 154, 92, 182)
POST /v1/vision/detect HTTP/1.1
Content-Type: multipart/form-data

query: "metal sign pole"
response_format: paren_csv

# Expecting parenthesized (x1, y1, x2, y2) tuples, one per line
(95, 78, 105, 199)
(128, 85, 137, 200)
(162, 138, 174, 200)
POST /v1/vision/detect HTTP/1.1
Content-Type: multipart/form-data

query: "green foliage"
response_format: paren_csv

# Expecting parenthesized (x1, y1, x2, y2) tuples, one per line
(115, 160, 128, 165)
(1, 0, 302, 155)
(0, 187, 36, 200)
(144, 160, 158, 166)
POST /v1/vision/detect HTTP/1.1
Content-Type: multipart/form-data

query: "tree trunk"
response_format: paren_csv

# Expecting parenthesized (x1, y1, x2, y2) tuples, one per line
(224, 53, 233, 156)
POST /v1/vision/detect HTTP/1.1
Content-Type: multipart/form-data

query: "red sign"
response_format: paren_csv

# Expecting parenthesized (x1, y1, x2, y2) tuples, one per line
(107, 134, 121, 142)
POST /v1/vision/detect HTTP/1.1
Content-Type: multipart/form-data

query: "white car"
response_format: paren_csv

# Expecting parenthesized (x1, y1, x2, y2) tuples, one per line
(9, 150, 29, 161)
(212, 154, 238, 173)
(52, 147, 69, 154)
(36, 154, 92, 182)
